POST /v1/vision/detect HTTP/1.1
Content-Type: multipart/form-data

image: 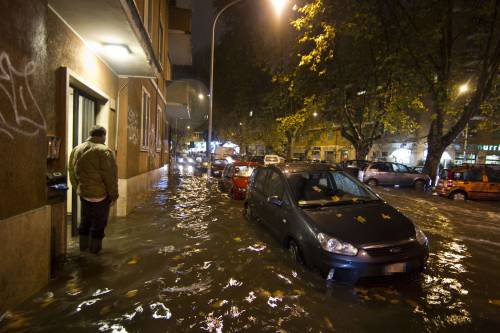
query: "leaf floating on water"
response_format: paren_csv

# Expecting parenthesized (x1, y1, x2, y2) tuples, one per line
(273, 290, 285, 297)
(126, 289, 138, 298)
(382, 213, 391, 220)
(389, 299, 400, 304)
(172, 255, 183, 260)
(373, 294, 386, 301)
(324, 317, 334, 330)
(331, 196, 340, 202)
(257, 288, 272, 298)
(293, 289, 305, 296)
(128, 256, 139, 265)
(336, 213, 343, 218)
(233, 237, 242, 242)
(100, 305, 112, 315)
(489, 299, 500, 306)
(2, 312, 30, 330)
(355, 216, 367, 223)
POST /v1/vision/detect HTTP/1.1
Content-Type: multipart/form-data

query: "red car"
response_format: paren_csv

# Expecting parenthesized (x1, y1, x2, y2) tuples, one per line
(218, 162, 261, 199)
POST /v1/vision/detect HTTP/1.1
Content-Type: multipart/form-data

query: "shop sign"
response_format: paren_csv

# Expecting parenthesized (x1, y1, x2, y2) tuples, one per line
(466, 144, 499, 151)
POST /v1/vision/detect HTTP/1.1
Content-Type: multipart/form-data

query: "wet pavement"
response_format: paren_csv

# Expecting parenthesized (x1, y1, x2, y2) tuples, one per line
(1, 172, 500, 332)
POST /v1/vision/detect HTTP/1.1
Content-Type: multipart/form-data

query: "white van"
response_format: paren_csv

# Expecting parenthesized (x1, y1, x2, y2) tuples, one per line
(264, 155, 285, 165)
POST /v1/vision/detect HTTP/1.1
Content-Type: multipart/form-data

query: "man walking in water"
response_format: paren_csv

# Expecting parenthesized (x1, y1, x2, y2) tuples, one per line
(69, 125, 118, 254)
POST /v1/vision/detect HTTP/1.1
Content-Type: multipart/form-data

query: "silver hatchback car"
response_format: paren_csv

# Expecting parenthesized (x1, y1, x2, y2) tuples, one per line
(359, 162, 431, 190)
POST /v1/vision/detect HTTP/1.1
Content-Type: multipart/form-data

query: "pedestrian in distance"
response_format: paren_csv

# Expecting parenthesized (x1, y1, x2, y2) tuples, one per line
(69, 125, 118, 254)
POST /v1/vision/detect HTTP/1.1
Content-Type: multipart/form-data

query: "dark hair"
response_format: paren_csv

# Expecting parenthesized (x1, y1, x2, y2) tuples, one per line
(89, 125, 106, 137)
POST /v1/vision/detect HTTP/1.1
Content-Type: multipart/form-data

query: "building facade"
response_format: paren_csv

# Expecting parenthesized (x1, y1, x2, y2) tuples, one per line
(0, 0, 191, 311)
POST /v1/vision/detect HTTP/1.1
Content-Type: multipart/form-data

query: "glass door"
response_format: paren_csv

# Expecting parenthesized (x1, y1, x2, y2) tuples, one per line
(68, 87, 97, 237)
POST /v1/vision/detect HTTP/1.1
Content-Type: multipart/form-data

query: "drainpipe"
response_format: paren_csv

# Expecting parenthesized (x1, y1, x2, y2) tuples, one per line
(115, 81, 129, 152)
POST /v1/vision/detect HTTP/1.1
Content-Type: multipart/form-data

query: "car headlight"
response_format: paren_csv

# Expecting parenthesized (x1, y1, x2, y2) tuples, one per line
(187, 158, 194, 163)
(202, 162, 209, 167)
(317, 233, 358, 256)
(414, 225, 428, 245)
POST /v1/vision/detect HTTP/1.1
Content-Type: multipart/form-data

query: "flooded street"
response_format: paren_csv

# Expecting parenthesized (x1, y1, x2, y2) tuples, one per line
(2, 173, 500, 332)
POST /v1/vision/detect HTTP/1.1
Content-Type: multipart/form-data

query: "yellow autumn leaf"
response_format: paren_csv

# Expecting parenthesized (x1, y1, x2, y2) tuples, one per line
(100, 306, 112, 315)
(127, 256, 139, 265)
(489, 299, 500, 306)
(331, 196, 340, 202)
(273, 290, 285, 297)
(355, 216, 367, 223)
(382, 213, 391, 220)
(324, 317, 334, 330)
(126, 289, 138, 298)
(233, 237, 242, 242)
(172, 255, 183, 260)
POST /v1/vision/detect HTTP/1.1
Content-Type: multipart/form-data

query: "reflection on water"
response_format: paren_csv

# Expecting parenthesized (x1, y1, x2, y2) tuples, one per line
(2, 175, 500, 332)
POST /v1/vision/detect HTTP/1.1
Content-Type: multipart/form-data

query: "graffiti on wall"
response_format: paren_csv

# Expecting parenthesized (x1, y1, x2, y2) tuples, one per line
(127, 108, 139, 146)
(0, 51, 46, 139)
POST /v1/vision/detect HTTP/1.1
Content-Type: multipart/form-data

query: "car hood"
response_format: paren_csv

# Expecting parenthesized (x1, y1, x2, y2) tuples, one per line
(301, 202, 416, 246)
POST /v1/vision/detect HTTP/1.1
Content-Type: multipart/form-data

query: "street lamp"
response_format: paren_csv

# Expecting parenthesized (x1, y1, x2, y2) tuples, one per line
(458, 83, 469, 95)
(198, 93, 205, 100)
(207, 0, 288, 176)
(313, 112, 318, 117)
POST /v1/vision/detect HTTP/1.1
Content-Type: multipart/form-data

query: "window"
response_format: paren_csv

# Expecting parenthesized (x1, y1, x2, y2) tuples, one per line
(393, 164, 410, 173)
(265, 171, 284, 199)
(254, 169, 268, 192)
(370, 163, 391, 172)
(156, 105, 162, 152)
(158, 21, 164, 66)
(141, 87, 151, 150)
(144, 0, 153, 36)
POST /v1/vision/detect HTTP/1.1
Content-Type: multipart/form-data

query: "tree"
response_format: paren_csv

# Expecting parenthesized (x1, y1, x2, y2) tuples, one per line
(382, 0, 500, 179)
(288, 0, 420, 160)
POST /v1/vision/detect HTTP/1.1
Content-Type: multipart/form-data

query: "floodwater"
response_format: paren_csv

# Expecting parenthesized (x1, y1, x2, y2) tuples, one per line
(2, 172, 500, 332)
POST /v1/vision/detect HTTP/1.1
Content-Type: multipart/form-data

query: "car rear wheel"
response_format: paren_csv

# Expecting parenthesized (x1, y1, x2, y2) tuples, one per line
(450, 191, 467, 201)
(367, 179, 378, 187)
(414, 179, 426, 191)
(288, 239, 304, 265)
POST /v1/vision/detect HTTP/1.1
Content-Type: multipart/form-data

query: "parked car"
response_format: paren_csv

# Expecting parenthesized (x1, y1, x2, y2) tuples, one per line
(211, 159, 228, 177)
(245, 163, 429, 283)
(219, 162, 260, 199)
(410, 166, 425, 174)
(264, 154, 285, 165)
(338, 160, 371, 178)
(435, 164, 500, 200)
(359, 162, 431, 190)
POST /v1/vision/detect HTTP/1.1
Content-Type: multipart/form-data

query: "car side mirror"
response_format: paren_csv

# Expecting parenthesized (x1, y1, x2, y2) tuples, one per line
(267, 195, 283, 206)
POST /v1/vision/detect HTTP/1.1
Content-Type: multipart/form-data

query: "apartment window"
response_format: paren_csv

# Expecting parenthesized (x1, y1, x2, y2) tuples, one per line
(158, 21, 164, 66)
(156, 105, 162, 152)
(141, 87, 151, 150)
(144, 0, 153, 36)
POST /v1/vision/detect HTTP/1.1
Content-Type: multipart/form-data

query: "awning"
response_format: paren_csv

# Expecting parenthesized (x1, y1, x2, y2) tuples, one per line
(49, 0, 160, 77)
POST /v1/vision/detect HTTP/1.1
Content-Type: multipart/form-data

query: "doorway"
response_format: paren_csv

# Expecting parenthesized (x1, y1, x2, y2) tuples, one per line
(67, 87, 98, 236)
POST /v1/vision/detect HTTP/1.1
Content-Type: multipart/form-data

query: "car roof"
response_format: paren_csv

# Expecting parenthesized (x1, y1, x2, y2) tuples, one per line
(267, 162, 338, 173)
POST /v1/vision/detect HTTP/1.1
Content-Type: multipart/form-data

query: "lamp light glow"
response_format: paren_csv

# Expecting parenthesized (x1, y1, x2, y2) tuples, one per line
(458, 83, 469, 95)
(271, 0, 288, 16)
(102, 43, 132, 59)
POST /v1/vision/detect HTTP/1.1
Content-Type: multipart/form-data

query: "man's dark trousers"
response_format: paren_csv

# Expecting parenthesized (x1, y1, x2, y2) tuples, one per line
(79, 198, 111, 253)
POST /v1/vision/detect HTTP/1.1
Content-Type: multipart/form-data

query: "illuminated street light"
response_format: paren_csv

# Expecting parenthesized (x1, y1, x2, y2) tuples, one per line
(458, 83, 469, 95)
(249, 110, 253, 117)
(198, 93, 205, 100)
(271, 0, 288, 16)
(208, 0, 288, 177)
(313, 112, 318, 117)
(239, 122, 243, 126)
(187, 125, 190, 130)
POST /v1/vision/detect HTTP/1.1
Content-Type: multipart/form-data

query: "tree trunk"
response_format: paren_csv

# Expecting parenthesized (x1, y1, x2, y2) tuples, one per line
(286, 132, 293, 160)
(354, 142, 371, 160)
(423, 141, 446, 185)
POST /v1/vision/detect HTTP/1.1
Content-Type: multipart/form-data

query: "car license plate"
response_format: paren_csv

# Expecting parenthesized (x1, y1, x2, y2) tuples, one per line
(385, 262, 407, 274)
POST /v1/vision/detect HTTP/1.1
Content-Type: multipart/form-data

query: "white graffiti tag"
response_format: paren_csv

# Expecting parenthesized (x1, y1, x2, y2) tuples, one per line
(127, 108, 139, 145)
(0, 51, 46, 139)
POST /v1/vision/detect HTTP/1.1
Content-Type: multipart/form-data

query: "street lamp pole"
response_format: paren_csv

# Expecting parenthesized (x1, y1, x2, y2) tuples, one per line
(207, 0, 243, 177)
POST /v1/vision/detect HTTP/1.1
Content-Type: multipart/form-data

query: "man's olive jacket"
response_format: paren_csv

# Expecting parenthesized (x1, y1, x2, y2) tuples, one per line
(69, 138, 118, 201)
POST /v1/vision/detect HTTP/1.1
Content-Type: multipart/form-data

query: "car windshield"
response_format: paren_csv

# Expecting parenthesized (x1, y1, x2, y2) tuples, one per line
(287, 171, 378, 207)
(235, 166, 255, 177)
